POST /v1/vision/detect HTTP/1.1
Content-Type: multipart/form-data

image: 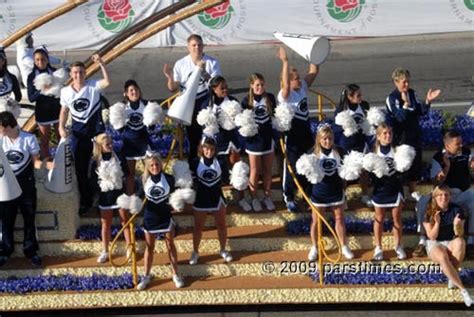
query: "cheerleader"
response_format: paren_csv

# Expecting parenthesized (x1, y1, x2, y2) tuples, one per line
(0, 48, 22, 101)
(26, 46, 62, 159)
(91, 133, 131, 263)
(369, 123, 411, 260)
(189, 136, 232, 265)
(304, 125, 354, 260)
(277, 47, 318, 212)
(137, 154, 184, 290)
(334, 84, 372, 206)
(240, 73, 276, 211)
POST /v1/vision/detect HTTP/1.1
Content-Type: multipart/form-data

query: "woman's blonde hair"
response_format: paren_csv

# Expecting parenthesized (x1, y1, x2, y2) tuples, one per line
(313, 125, 338, 158)
(92, 133, 112, 162)
(248, 73, 273, 115)
(425, 184, 451, 224)
(374, 123, 393, 153)
(142, 154, 162, 184)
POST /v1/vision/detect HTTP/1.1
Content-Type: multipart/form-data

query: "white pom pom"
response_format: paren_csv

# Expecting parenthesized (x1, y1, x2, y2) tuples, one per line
(362, 153, 389, 178)
(52, 68, 68, 84)
(394, 144, 416, 172)
(172, 160, 193, 188)
(0, 98, 21, 118)
(109, 102, 127, 130)
(230, 161, 250, 190)
(129, 194, 143, 214)
(218, 99, 242, 131)
(366, 107, 385, 127)
(116, 194, 130, 210)
(143, 101, 164, 127)
(272, 102, 295, 132)
(235, 109, 258, 137)
(295, 153, 324, 184)
(197, 107, 219, 135)
(169, 189, 186, 212)
(96, 159, 124, 192)
(360, 119, 373, 136)
(33, 73, 53, 92)
(338, 151, 365, 181)
(335, 110, 358, 137)
(180, 187, 196, 204)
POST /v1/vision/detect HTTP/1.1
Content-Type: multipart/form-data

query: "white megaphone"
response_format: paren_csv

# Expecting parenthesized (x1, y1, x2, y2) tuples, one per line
(274, 32, 331, 65)
(0, 138, 22, 201)
(44, 138, 73, 193)
(167, 65, 201, 126)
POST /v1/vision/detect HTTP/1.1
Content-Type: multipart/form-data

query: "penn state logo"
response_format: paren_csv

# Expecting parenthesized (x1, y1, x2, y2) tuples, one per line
(321, 158, 338, 175)
(0, 163, 4, 177)
(385, 157, 396, 176)
(298, 99, 308, 113)
(0, 82, 7, 93)
(129, 113, 143, 126)
(353, 113, 365, 125)
(6, 150, 24, 164)
(149, 185, 165, 199)
(72, 98, 90, 112)
(202, 169, 218, 181)
(255, 105, 267, 118)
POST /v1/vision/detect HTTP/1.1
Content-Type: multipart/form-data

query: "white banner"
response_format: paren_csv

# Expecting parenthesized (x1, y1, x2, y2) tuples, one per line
(0, 0, 473, 50)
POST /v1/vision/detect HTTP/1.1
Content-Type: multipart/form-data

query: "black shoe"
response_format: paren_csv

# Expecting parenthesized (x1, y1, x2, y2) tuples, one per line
(31, 255, 42, 267)
(0, 256, 8, 267)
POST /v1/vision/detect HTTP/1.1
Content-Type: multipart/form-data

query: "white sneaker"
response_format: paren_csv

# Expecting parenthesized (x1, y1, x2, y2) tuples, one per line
(461, 289, 473, 307)
(341, 245, 354, 260)
(137, 275, 152, 290)
(395, 245, 407, 260)
(373, 246, 383, 261)
(263, 196, 275, 211)
(238, 198, 252, 212)
(172, 275, 184, 288)
(189, 251, 199, 265)
(220, 250, 233, 262)
(97, 251, 109, 263)
(410, 191, 422, 202)
(308, 246, 318, 261)
(361, 195, 373, 207)
(251, 198, 262, 212)
(448, 279, 455, 289)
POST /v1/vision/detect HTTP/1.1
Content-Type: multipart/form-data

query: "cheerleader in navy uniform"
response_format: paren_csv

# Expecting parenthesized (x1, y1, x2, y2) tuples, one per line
(26, 46, 62, 159)
(302, 125, 354, 261)
(0, 48, 21, 102)
(241, 73, 276, 212)
(277, 47, 319, 212)
(91, 133, 131, 263)
(334, 84, 372, 206)
(137, 154, 184, 290)
(189, 136, 232, 265)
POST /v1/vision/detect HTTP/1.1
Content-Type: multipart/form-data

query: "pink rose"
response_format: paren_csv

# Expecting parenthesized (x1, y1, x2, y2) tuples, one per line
(103, 0, 132, 22)
(334, 0, 359, 12)
(204, 1, 231, 19)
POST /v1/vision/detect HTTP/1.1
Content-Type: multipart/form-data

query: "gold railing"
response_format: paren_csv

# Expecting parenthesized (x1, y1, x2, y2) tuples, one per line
(279, 138, 342, 286)
(308, 89, 336, 121)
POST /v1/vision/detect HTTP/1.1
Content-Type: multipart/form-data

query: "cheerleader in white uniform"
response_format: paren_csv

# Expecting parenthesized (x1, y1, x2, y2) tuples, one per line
(188, 136, 232, 265)
(137, 154, 184, 290)
(305, 125, 354, 261)
(240, 73, 276, 212)
(91, 133, 131, 263)
(0, 48, 22, 102)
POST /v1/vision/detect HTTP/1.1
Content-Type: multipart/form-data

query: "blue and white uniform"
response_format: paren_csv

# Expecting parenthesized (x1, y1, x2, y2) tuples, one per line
(334, 101, 369, 154)
(143, 172, 175, 234)
(241, 93, 275, 155)
(310, 148, 344, 207)
(27, 66, 61, 125)
(278, 81, 314, 203)
(190, 156, 229, 212)
(211, 96, 241, 155)
(0, 132, 40, 258)
(0, 70, 21, 101)
(371, 145, 404, 207)
(121, 99, 150, 160)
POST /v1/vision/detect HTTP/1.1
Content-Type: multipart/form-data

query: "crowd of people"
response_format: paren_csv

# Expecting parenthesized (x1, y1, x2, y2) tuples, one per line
(0, 33, 472, 305)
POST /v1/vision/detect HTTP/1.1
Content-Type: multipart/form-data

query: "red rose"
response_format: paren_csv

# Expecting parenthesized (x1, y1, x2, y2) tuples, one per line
(204, 1, 230, 19)
(334, 0, 359, 12)
(103, 0, 132, 22)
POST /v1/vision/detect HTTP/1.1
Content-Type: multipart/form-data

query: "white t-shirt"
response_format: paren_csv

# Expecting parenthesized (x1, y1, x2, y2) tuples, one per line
(277, 81, 309, 121)
(1, 131, 39, 175)
(60, 80, 102, 124)
(173, 54, 221, 99)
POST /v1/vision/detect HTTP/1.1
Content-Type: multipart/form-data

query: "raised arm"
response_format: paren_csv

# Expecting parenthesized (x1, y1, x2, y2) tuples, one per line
(91, 54, 110, 89)
(277, 47, 290, 100)
(163, 63, 179, 93)
(304, 63, 319, 87)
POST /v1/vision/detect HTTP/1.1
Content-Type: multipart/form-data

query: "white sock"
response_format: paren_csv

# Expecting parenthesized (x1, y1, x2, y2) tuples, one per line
(419, 237, 426, 245)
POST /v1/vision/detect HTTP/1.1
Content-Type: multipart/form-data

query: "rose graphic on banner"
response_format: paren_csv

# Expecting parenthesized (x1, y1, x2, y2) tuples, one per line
(465, 0, 474, 10)
(327, 0, 365, 23)
(97, 0, 135, 33)
(198, 0, 235, 30)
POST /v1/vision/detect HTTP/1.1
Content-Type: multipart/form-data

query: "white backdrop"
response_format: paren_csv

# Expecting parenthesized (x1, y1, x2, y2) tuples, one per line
(0, 0, 472, 50)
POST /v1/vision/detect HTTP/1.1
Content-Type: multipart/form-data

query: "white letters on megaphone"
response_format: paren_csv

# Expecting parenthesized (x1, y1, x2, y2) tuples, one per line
(273, 32, 331, 65)
(167, 65, 201, 126)
(44, 138, 73, 193)
(0, 138, 22, 202)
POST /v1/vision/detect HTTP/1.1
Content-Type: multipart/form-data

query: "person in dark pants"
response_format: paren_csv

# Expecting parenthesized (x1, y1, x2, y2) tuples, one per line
(58, 54, 110, 215)
(163, 34, 221, 164)
(0, 111, 52, 267)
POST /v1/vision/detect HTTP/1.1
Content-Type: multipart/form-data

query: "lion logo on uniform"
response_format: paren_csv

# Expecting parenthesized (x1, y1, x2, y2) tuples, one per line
(129, 113, 143, 126)
(322, 158, 338, 175)
(6, 150, 24, 164)
(72, 98, 90, 112)
(0, 164, 4, 177)
(150, 186, 165, 199)
(202, 169, 218, 181)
